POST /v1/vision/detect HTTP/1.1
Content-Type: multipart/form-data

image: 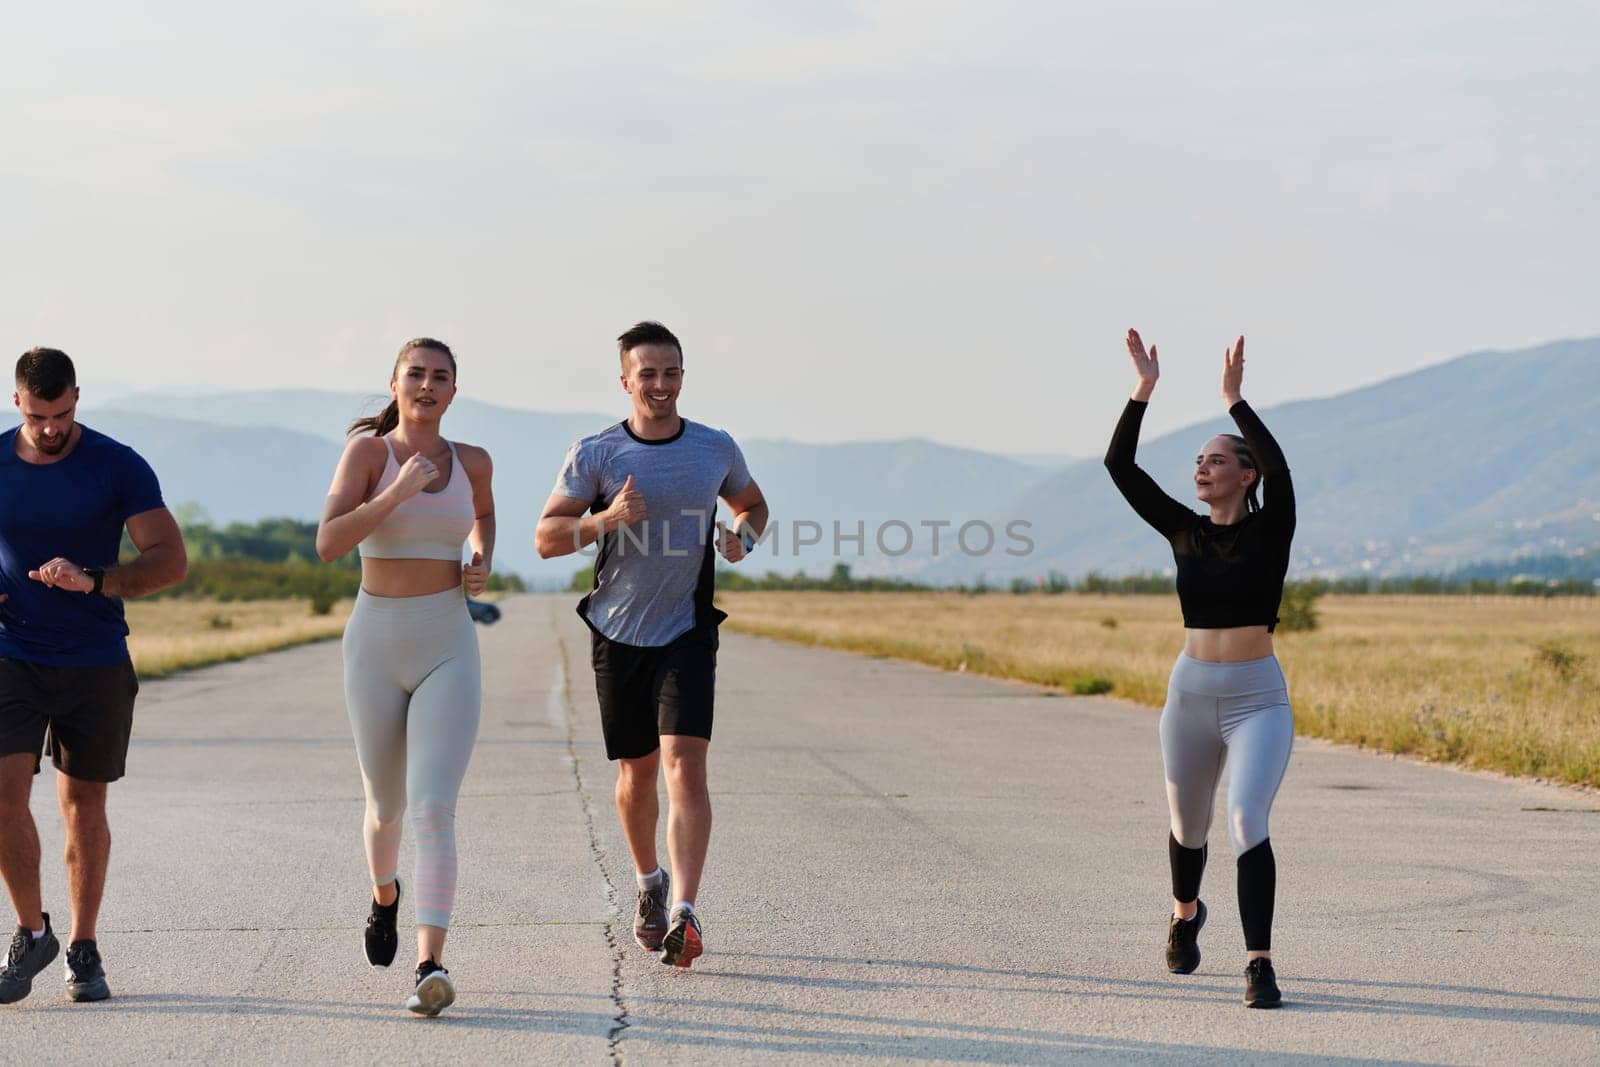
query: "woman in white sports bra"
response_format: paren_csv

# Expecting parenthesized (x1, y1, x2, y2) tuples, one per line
(316, 337, 495, 1017)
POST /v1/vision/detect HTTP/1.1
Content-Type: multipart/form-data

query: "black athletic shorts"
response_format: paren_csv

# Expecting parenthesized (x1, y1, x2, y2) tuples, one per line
(0, 657, 139, 782)
(591, 625, 718, 761)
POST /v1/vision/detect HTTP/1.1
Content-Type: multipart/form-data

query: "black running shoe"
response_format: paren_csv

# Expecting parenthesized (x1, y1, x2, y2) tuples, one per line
(634, 871, 671, 951)
(1165, 899, 1206, 974)
(364, 880, 400, 968)
(0, 913, 60, 1005)
(406, 958, 455, 1017)
(1244, 957, 1282, 1008)
(64, 940, 110, 1002)
(659, 909, 703, 969)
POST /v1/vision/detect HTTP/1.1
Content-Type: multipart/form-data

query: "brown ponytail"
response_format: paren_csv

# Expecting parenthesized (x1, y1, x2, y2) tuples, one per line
(1220, 433, 1261, 514)
(347, 337, 458, 437)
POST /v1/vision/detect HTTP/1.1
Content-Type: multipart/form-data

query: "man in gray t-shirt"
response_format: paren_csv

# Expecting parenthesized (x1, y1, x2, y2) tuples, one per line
(537, 320, 767, 970)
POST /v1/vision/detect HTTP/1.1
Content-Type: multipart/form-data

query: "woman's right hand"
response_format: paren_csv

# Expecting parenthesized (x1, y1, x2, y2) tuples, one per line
(389, 450, 440, 501)
(1126, 328, 1159, 400)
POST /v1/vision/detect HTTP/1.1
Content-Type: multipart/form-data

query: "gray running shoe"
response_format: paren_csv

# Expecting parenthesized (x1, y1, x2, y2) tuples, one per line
(0, 913, 60, 1005)
(406, 959, 455, 1017)
(634, 871, 671, 951)
(64, 940, 110, 1002)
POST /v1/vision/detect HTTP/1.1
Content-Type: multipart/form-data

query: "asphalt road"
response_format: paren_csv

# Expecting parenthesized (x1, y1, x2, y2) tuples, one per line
(7, 595, 1599, 1064)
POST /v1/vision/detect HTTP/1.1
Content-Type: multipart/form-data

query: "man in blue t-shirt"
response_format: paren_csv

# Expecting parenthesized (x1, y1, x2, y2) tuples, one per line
(0, 348, 188, 1006)
(537, 321, 768, 970)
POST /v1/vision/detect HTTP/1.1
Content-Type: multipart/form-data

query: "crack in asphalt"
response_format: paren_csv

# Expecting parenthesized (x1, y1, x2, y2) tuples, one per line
(551, 604, 630, 1064)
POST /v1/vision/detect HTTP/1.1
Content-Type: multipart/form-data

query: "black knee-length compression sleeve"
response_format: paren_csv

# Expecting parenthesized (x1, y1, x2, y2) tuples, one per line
(1237, 838, 1276, 951)
(1169, 832, 1207, 904)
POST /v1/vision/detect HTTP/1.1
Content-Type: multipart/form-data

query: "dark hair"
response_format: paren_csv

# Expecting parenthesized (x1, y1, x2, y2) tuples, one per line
(347, 338, 457, 437)
(1220, 433, 1262, 514)
(617, 321, 683, 371)
(15, 348, 76, 400)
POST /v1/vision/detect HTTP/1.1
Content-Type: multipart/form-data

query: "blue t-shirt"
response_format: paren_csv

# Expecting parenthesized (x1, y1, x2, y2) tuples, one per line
(0, 425, 166, 666)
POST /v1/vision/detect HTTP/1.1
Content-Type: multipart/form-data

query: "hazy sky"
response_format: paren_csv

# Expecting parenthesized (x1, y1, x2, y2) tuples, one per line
(5, 1, 1596, 455)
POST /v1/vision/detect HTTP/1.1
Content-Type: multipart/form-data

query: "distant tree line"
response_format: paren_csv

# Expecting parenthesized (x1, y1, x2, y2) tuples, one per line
(1293, 574, 1594, 597)
(568, 563, 924, 594)
(571, 558, 1595, 602)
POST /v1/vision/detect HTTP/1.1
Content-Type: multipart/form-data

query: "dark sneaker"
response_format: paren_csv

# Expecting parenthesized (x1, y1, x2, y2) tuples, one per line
(0, 913, 60, 1005)
(406, 959, 455, 1017)
(659, 909, 703, 969)
(64, 940, 110, 1002)
(1165, 899, 1206, 974)
(365, 880, 401, 967)
(634, 871, 671, 951)
(1244, 957, 1282, 1008)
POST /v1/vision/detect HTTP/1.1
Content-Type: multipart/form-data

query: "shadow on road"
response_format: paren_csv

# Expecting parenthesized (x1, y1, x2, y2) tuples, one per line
(23, 991, 1418, 1065)
(21, 991, 616, 1033)
(710, 952, 1600, 1029)
(616, 989, 1417, 1064)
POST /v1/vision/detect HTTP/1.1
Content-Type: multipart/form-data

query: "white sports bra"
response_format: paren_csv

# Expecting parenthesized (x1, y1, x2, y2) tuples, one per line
(358, 439, 476, 561)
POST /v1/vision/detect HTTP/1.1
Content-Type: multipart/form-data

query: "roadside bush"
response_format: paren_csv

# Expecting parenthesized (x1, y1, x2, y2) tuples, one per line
(1534, 642, 1582, 679)
(1278, 582, 1322, 632)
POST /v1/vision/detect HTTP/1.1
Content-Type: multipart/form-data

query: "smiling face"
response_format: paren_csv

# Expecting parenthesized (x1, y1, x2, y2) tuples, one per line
(389, 344, 457, 424)
(620, 342, 684, 422)
(1194, 434, 1257, 508)
(14, 386, 81, 456)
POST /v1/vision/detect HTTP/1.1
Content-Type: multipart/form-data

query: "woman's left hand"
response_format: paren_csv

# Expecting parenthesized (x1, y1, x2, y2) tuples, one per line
(1222, 335, 1245, 406)
(463, 551, 490, 596)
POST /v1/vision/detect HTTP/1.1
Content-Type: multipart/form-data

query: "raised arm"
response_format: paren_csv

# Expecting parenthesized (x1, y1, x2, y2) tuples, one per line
(459, 444, 495, 595)
(26, 507, 189, 598)
(715, 477, 768, 564)
(316, 437, 436, 562)
(1221, 336, 1294, 529)
(1104, 329, 1194, 537)
(108, 507, 189, 596)
(535, 476, 646, 560)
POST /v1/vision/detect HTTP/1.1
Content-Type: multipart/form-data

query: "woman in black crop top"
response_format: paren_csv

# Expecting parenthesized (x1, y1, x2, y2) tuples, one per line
(1104, 329, 1295, 1009)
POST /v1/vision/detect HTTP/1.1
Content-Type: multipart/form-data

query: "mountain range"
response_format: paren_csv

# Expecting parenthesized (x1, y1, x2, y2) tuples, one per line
(72, 336, 1600, 586)
(80, 391, 1049, 585)
(932, 337, 1600, 583)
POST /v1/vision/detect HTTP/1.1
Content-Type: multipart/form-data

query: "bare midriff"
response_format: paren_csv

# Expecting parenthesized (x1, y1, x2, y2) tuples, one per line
(359, 558, 464, 599)
(1183, 625, 1274, 663)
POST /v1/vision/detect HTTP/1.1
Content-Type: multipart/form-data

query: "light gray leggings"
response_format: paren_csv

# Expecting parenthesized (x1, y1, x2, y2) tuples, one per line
(343, 587, 482, 929)
(1160, 653, 1293, 854)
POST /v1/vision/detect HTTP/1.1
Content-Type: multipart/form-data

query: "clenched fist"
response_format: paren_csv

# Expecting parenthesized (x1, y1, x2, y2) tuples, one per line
(462, 551, 490, 596)
(391, 450, 441, 501)
(603, 474, 647, 528)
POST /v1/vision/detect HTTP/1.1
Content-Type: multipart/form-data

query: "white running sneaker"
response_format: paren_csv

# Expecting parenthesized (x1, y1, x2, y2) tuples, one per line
(405, 959, 455, 1017)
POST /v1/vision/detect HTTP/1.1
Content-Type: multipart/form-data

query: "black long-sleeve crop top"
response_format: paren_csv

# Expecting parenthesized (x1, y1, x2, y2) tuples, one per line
(1103, 399, 1295, 631)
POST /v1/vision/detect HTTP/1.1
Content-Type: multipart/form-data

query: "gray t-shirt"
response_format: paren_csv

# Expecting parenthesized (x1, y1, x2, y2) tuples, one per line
(554, 419, 752, 647)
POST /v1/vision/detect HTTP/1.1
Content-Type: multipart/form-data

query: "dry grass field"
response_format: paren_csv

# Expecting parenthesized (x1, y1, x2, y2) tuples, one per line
(126, 599, 352, 679)
(719, 591, 1600, 789)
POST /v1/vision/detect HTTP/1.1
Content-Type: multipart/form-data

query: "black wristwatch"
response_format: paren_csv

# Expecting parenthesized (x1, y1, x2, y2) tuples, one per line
(84, 567, 106, 595)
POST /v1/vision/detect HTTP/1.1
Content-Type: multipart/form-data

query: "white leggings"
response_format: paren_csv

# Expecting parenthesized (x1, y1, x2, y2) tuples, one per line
(342, 587, 481, 929)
